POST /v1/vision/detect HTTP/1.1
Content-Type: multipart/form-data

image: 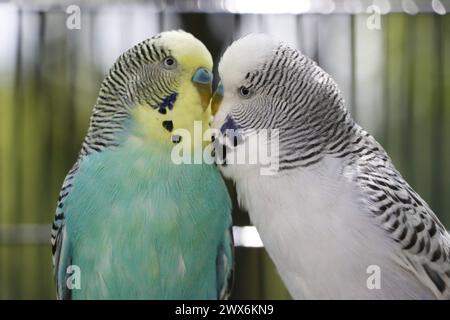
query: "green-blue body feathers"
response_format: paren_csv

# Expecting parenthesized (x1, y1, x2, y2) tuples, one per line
(59, 137, 232, 299)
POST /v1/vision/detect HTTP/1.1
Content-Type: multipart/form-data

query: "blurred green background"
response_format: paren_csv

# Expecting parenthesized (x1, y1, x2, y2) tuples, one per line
(0, 0, 450, 299)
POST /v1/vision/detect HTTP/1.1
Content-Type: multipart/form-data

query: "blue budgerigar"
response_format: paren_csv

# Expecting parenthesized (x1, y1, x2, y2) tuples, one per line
(51, 30, 233, 299)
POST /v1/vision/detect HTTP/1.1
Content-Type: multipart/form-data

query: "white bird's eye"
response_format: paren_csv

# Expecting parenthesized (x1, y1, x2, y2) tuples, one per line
(239, 86, 252, 98)
(163, 57, 177, 69)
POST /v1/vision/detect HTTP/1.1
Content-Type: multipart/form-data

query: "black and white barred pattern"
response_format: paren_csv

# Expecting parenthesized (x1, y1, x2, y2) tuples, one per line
(80, 34, 178, 157)
(229, 44, 450, 298)
(230, 44, 356, 170)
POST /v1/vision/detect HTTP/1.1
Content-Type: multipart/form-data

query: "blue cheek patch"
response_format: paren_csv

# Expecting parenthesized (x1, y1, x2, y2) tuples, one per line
(220, 116, 240, 134)
(220, 116, 244, 148)
(158, 92, 178, 114)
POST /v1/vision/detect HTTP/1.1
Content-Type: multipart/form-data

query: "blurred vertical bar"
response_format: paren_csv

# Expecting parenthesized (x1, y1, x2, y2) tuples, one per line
(442, 15, 450, 228)
(384, 14, 409, 176)
(11, 7, 23, 299)
(350, 15, 357, 119)
(353, 13, 384, 136)
(36, 10, 47, 299)
(431, 15, 447, 226)
(411, 14, 435, 206)
(402, 15, 415, 185)
(382, 14, 390, 147)
(0, 3, 20, 299)
(298, 13, 319, 63)
(19, 9, 45, 299)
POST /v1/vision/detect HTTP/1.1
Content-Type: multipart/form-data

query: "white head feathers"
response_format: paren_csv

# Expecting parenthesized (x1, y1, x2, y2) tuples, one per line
(218, 34, 280, 90)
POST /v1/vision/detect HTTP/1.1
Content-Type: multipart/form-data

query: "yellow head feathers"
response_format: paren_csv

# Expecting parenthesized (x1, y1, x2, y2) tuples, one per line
(128, 30, 214, 149)
(157, 30, 213, 73)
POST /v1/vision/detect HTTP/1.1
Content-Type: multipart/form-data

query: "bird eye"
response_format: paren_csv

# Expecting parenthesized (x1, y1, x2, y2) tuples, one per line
(163, 57, 177, 69)
(239, 86, 252, 98)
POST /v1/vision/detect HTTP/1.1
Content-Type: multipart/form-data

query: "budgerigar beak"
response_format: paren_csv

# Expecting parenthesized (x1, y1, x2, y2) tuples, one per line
(211, 81, 224, 116)
(192, 67, 213, 111)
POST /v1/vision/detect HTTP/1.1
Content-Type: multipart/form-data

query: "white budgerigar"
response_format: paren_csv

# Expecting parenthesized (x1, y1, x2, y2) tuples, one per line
(211, 34, 450, 299)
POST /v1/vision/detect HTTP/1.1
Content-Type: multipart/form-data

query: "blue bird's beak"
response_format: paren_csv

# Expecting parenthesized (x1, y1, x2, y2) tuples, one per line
(192, 67, 213, 111)
(211, 81, 224, 116)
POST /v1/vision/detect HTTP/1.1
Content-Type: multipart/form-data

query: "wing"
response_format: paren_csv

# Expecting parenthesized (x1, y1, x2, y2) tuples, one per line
(216, 225, 234, 300)
(353, 139, 450, 299)
(51, 163, 79, 300)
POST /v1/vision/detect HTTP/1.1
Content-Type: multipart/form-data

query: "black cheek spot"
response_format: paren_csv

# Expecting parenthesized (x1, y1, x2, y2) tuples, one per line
(162, 120, 173, 132)
(171, 135, 182, 144)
